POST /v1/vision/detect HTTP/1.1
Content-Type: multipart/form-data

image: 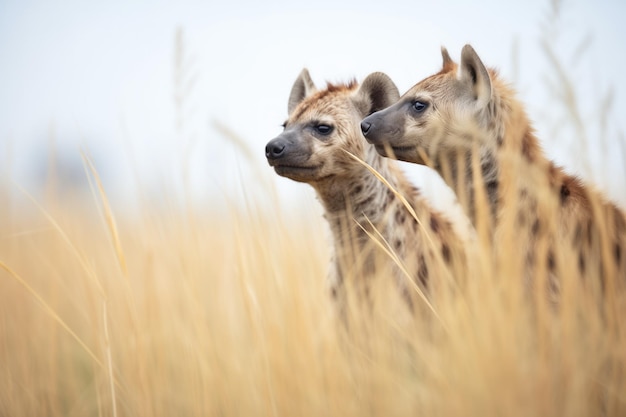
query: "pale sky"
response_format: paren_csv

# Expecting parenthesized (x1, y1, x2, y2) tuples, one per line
(1, 0, 625, 211)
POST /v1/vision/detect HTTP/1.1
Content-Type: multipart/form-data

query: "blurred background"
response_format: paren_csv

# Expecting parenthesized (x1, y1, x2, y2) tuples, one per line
(1, 0, 625, 212)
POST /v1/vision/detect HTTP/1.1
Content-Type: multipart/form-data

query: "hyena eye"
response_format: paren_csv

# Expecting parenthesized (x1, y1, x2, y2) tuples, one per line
(314, 124, 333, 135)
(412, 101, 428, 113)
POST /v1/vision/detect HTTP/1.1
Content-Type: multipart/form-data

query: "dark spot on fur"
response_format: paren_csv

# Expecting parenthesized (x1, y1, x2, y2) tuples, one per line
(395, 210, 406, 225)
(531, 218, 542, 236)
(548, 275, 560, 296)
(486, 181, 498, 197)
(441, 244, 451, 264)
(430, 216, 440, 233)
(354, 185, 362, 194)
(331, 286, 338, 299)
(361, 195, 374, 207)
(418, 255, 428, 288)
(614, 243, 622, 266)
(394, 238, 402, 250)
(336, 160, 350, 170)
(578, 252, 586, 274)
(599, 266, 606, 294)
(547, 250, 556, 272)
(521, 127, 534, 162)
(532, 218, 541, 236)
(560, 184, 570, 204)
(586, 220, 593, 246)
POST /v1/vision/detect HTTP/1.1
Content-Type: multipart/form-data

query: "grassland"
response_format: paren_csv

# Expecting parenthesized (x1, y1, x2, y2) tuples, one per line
(0, 161, 624, 416)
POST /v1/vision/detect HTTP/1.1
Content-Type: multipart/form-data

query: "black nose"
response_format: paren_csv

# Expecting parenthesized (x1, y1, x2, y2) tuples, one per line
(360, 120, 371, 136)
(265, 139, 286, 160)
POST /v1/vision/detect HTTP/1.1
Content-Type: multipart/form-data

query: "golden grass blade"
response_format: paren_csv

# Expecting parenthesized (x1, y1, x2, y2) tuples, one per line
(14, 184, 105, 298)
(0, 260, 104, 370)
(81, 152, 128, 278)
(102, 301, 118, 417)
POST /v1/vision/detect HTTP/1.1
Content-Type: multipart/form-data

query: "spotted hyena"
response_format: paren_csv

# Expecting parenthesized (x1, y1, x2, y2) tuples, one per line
(361, 45, 626, 297)
(265, 69, 467, 314)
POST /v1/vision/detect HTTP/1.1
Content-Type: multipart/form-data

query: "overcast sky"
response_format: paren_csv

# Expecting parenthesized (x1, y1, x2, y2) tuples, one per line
(1, 0, 624, 211)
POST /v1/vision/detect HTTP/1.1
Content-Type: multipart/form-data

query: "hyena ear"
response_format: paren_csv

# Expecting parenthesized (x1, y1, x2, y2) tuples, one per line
(353, 72, 400, 117)
(441, 46, 455, 72)
(288, 68, 316, 115)
(458, 44, 492, 108)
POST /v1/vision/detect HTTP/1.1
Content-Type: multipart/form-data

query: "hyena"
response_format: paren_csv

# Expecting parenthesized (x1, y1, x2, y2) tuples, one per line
(265, 69, 467, 314)
(361, 45, 626, 297)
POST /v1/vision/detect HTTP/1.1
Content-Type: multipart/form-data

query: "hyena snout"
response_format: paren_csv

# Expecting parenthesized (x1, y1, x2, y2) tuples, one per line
(361, 108, 404, 146)
(360, 113, 383, 144)
(265, 138, 287, 161)
(265, 133, 312, 170)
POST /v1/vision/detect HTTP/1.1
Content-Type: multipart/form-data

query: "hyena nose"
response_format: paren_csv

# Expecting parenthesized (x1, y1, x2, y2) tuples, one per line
(265, 139, 286, 160)
(360, 120, 372, 136)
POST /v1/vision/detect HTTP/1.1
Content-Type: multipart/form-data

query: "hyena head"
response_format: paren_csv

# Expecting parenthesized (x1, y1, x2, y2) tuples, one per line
(361, 45, 496, 165)
(265, 69, 399, 183)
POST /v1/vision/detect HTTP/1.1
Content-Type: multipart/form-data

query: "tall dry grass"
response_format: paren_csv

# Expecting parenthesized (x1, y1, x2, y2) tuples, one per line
(1, 152, 624, 416)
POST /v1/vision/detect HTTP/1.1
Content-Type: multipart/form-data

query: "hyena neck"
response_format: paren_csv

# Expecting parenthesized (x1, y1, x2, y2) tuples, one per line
(435, 81, 552, 225)
(317, 148, 403, 223)
(434, 148, 500, 225)
(496, 84, 550, 170)
(318, 147, 417, 286)
(316, 147, 409, 248)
